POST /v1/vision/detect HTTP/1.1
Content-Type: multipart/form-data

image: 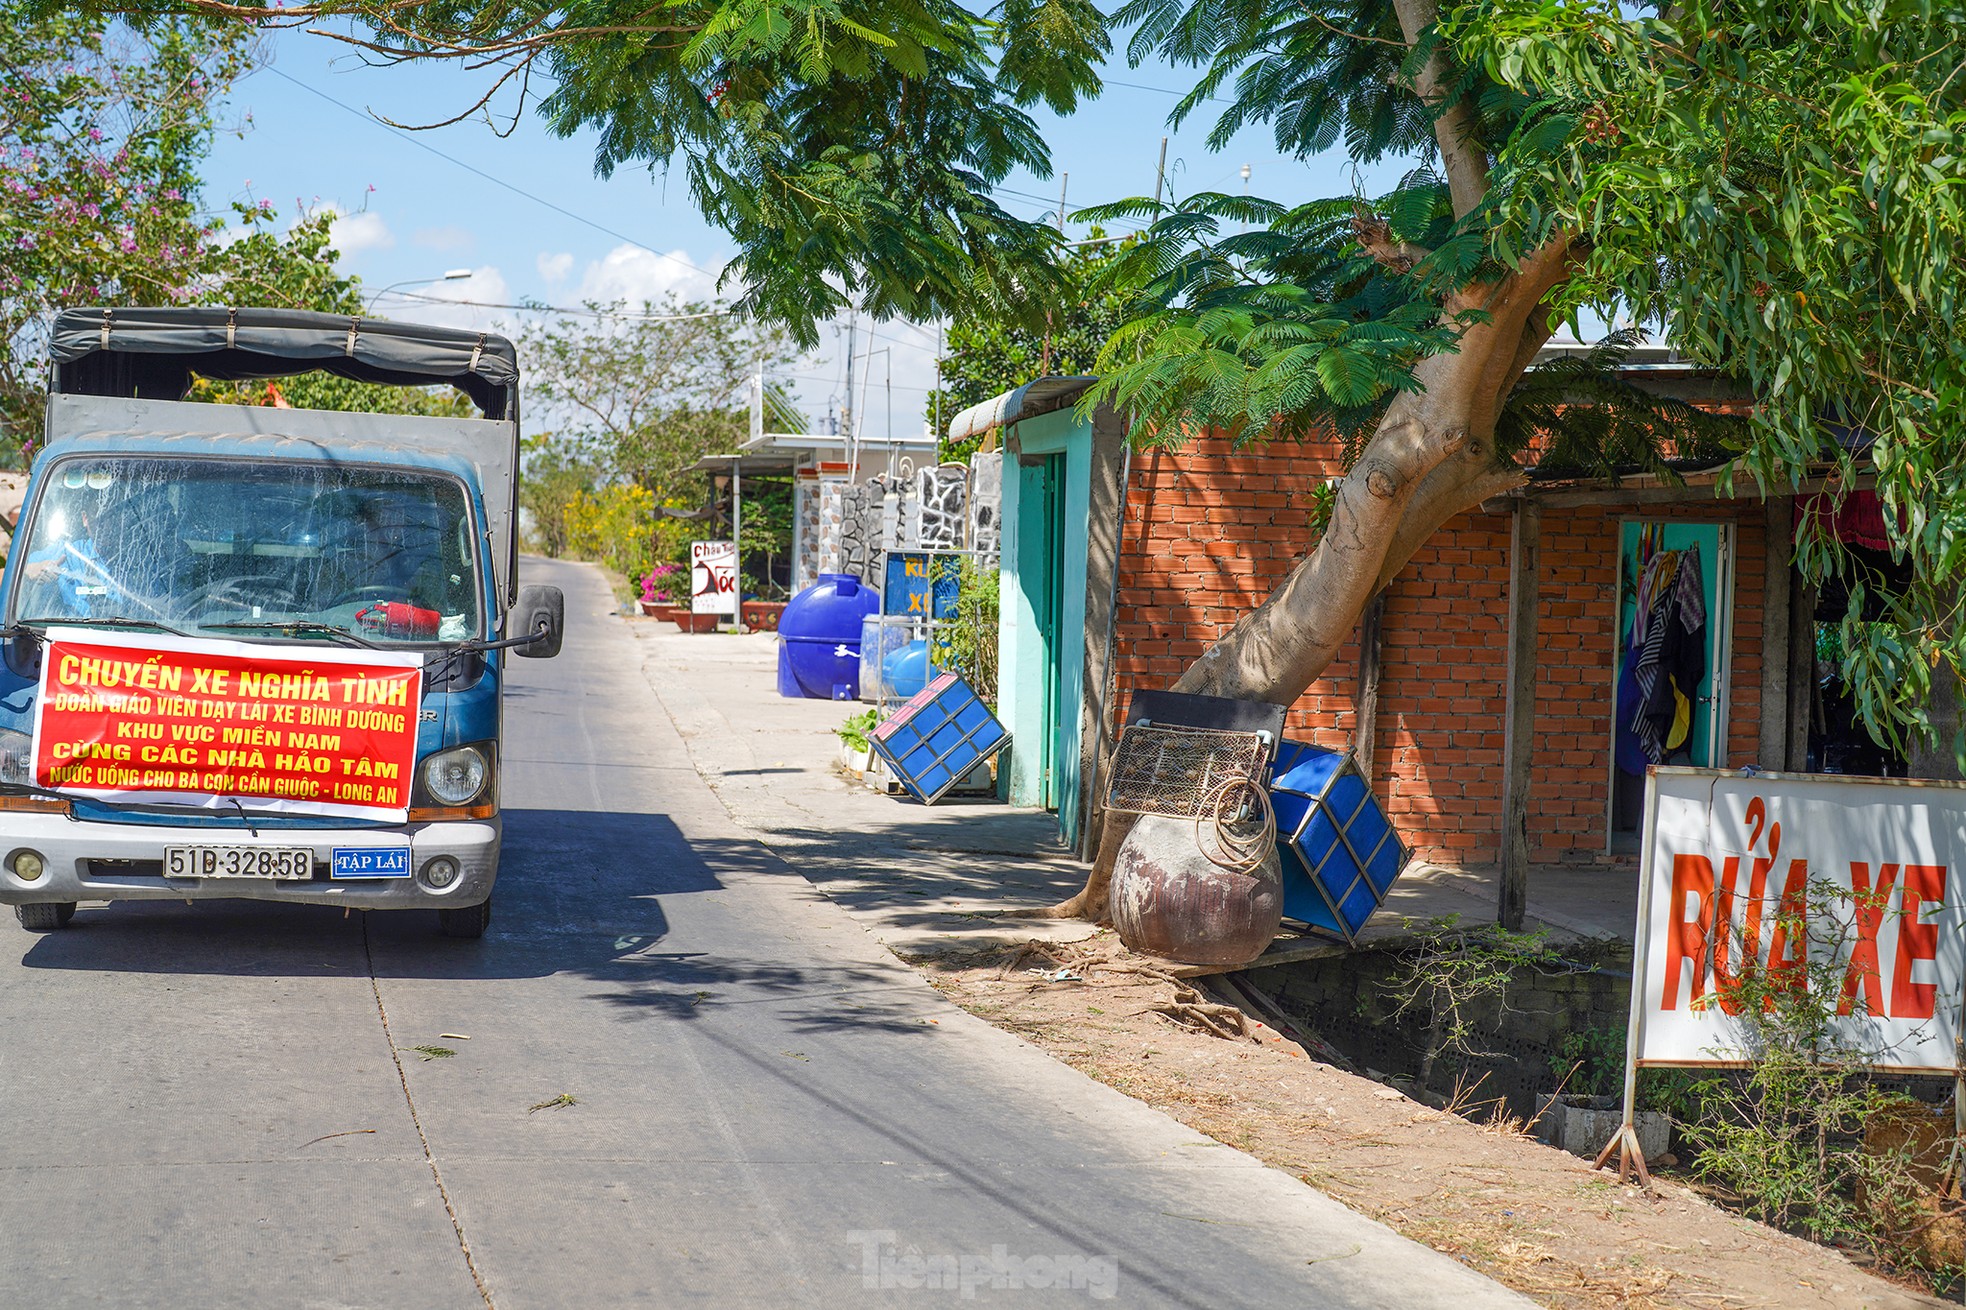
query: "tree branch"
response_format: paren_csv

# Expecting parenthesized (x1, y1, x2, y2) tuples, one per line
(1351, 204, 1431, 273)
(1374, 460, 1527, 592)
(1390, 0, 1489, 218)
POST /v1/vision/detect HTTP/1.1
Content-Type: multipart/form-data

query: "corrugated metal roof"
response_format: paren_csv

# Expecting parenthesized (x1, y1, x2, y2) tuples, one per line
(945, 376, 1098, 444)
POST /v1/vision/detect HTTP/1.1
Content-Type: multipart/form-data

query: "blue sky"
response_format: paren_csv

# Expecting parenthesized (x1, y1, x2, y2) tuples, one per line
(202, 29, 1404, 440)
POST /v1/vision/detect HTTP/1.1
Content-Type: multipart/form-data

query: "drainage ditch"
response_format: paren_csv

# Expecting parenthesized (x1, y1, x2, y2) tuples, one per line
(1237, 937, 1635, 1121)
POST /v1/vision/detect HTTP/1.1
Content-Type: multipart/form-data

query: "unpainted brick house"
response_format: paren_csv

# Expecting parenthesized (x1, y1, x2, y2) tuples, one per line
(956, 361, 1868, 899)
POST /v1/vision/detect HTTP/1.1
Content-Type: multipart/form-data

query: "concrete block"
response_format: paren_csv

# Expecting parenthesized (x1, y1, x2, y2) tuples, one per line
(1533, 1094, 1670, 1162)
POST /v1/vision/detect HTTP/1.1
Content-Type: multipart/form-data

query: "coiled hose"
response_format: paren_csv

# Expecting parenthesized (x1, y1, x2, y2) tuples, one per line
(1197, 775, 1277, 874)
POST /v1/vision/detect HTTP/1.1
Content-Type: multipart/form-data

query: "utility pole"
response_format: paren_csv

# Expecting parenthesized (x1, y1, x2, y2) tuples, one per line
(841, 312, 856, 456)
(1155, 137, 1168, 208)
(1042, 172, 1068, 375)
(932, 318, 944, 443)
(730, 455, 742, 619)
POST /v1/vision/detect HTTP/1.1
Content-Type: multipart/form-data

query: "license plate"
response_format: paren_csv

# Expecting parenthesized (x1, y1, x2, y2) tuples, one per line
(163, 846, 312, 880)
(331, 847, 411, 879)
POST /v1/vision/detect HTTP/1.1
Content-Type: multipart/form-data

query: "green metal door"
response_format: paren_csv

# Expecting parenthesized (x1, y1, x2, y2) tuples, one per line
(1037, 456, 1066, 809)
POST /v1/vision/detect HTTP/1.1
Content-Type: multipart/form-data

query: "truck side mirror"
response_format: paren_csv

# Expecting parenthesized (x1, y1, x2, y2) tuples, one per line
(511, 584, 564, 658)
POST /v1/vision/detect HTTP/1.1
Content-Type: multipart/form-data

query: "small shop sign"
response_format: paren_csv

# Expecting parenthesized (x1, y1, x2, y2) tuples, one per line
(882, 552, 959, 620)
(691, 540, 738, 617)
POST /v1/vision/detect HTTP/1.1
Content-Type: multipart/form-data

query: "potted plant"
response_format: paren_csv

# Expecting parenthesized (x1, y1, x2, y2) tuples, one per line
(674, 611, 721, 633)
(640, 564, 683, 620)
(741, 597, 787, 632)
(1532, 1027, 1670, 1162)
(836, 708, 877, 773)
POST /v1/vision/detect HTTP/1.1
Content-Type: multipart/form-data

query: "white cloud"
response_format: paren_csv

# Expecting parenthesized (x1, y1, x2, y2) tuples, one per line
(326, 209, 394, 257)
(572, 243, 723, 307)
(413, 225, 476, 254)
(376, 266, 512, 334)
(536, 251, 574, 285)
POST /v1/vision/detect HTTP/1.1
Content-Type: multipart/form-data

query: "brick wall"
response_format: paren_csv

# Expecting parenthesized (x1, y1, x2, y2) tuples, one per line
(1109, 436, 1769, 867)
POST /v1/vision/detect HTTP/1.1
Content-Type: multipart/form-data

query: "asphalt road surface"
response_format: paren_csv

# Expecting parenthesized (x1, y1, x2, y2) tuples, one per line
(0, 557, 1524, 1308)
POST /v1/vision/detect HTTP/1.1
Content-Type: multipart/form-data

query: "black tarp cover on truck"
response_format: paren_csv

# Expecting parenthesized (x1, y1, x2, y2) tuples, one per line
(48, 306, 518, 420)
(44, 306, 523, 610)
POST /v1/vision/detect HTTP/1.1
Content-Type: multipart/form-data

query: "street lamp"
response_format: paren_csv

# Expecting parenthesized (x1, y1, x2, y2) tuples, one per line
(365, 269, 472, 313)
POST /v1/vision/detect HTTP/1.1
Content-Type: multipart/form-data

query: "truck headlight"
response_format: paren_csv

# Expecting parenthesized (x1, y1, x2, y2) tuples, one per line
(421, 745, 489, 807)
(0, 729, 33, 787)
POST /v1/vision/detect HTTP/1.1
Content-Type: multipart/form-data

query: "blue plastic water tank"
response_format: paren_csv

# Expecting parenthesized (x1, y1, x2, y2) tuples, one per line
(777, 573, 880, 699)
(882, 640, 935, 700)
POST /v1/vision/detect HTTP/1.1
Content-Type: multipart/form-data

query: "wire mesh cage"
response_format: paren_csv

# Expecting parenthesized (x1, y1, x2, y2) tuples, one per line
(1105, 724, 1273, 820)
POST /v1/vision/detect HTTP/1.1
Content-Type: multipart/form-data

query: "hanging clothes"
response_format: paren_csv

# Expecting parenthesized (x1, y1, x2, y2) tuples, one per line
(1632, 544, 1707, 765)
(1619, 547, 1675, 775)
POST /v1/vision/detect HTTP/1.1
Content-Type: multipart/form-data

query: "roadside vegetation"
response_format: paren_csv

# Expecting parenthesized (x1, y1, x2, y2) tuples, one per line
(514, 302, 804, 597)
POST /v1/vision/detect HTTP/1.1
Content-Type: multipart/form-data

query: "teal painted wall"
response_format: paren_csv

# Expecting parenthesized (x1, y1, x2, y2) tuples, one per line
(997, 406, 1092, 845)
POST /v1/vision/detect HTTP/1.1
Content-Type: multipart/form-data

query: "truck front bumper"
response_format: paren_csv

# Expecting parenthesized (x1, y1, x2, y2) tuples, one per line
(0, 812, 499, 910)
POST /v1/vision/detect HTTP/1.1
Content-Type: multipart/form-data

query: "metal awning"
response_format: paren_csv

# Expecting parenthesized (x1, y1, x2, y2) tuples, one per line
(945, 376, 1098, 445)
(688, 452, 798, 475)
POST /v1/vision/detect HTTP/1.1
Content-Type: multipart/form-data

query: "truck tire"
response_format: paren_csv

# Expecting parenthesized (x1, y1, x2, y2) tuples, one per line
(438, 898, 491, 939)
(17, 902, 76, 932)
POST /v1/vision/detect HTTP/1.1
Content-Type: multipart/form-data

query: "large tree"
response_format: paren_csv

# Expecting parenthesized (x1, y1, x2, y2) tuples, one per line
(2, 4, 449, 458)
(97, 0, 1966, 918)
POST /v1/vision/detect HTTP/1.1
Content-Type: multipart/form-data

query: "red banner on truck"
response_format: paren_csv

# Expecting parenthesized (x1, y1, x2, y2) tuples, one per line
(30, 628, 424, 821)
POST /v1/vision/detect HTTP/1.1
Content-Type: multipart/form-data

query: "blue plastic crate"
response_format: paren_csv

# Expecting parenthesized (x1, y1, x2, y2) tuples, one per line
(869, 672, 1010, 805)
(1267, 740, 1410, 944)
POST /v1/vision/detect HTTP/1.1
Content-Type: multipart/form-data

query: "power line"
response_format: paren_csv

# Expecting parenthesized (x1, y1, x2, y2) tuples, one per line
(1103, 76, 1233, 106)
(376, 288, 733, 320)
(256, 63, 722, 282)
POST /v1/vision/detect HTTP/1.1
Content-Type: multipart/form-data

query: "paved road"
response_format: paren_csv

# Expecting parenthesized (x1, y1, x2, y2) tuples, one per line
(0, 558, 1524, 1308)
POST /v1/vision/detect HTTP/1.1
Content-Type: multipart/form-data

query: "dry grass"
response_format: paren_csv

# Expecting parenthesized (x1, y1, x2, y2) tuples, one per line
(922, 934, 1942, 1310)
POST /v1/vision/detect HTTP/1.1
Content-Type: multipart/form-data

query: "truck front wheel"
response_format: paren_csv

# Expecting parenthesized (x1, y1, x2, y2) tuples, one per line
(17, 903, 76, 932)
(438, 898, 491, 939)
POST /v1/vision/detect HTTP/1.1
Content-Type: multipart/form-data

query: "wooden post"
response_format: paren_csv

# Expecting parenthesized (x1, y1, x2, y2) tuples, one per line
(1787, 573, 1816, 773)
(1758, 496, 1793, 770)
(1353, 594, 1385, 778)
(1499, 499, 1540, 931)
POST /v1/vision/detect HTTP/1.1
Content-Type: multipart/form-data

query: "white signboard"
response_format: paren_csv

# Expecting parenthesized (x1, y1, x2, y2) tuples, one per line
(1632, 767, 1966, 1074)
(690, 540, 738, 616)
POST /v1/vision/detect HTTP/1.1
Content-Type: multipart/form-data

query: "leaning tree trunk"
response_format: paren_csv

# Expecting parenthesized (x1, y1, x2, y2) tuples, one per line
(1042, 263, 1573, 923)
(1034, 0, 1582, 923)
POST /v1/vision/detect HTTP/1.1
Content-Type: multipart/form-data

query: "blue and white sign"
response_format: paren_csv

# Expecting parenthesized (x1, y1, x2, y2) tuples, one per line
(331, 846, 412, 879)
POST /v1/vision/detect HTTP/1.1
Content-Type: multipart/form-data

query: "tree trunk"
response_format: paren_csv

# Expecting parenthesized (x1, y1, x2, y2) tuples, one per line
(1043, 320, 1550, 921)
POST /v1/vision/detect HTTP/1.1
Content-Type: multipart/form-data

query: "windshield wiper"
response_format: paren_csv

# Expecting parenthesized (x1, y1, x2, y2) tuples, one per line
(204, 620, 388, 650)
(17, 615, 197, 640)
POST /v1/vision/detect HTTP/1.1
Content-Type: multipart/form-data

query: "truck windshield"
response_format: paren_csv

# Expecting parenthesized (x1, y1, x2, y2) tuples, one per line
(8, 456, 482, 645)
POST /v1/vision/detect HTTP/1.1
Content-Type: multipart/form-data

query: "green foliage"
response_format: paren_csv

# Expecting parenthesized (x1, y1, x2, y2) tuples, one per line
(930, 234, 1135, 463)
(1672, 881, 1956, 1278)
(515, 300, 801, 582)
(518, 299, 799, 492)
(1, 12, 393, 459)
(1492, 329, 1744, 478)
(1453, 0, 1966, 764)
(929, 556, 1000, 705)
(1548, 1025, 1623, 1099)
(93, 0, 1966, 762)
(836, 707, 878, 752)
(101, 0, 1111, 347)
(1379, 915, 1565, 1090)
(1083, 190, 1473, 451)
(564, 483, 656, 580)
(735, 478, 794, 596)
(519, 434, 605, 558)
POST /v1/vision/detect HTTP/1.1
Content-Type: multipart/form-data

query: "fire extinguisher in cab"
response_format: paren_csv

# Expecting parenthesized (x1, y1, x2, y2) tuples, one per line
(356, 602, 440, 639)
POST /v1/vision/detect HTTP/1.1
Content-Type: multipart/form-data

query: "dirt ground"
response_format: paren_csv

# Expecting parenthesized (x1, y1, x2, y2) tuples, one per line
(914, 932, 1946, 1310)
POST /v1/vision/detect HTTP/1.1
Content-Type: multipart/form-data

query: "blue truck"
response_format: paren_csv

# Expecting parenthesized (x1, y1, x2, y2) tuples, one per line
(0, 307, 562, 937)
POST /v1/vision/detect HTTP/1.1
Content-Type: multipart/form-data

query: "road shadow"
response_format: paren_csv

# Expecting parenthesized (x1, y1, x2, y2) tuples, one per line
(10, 811, 888, 1000)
